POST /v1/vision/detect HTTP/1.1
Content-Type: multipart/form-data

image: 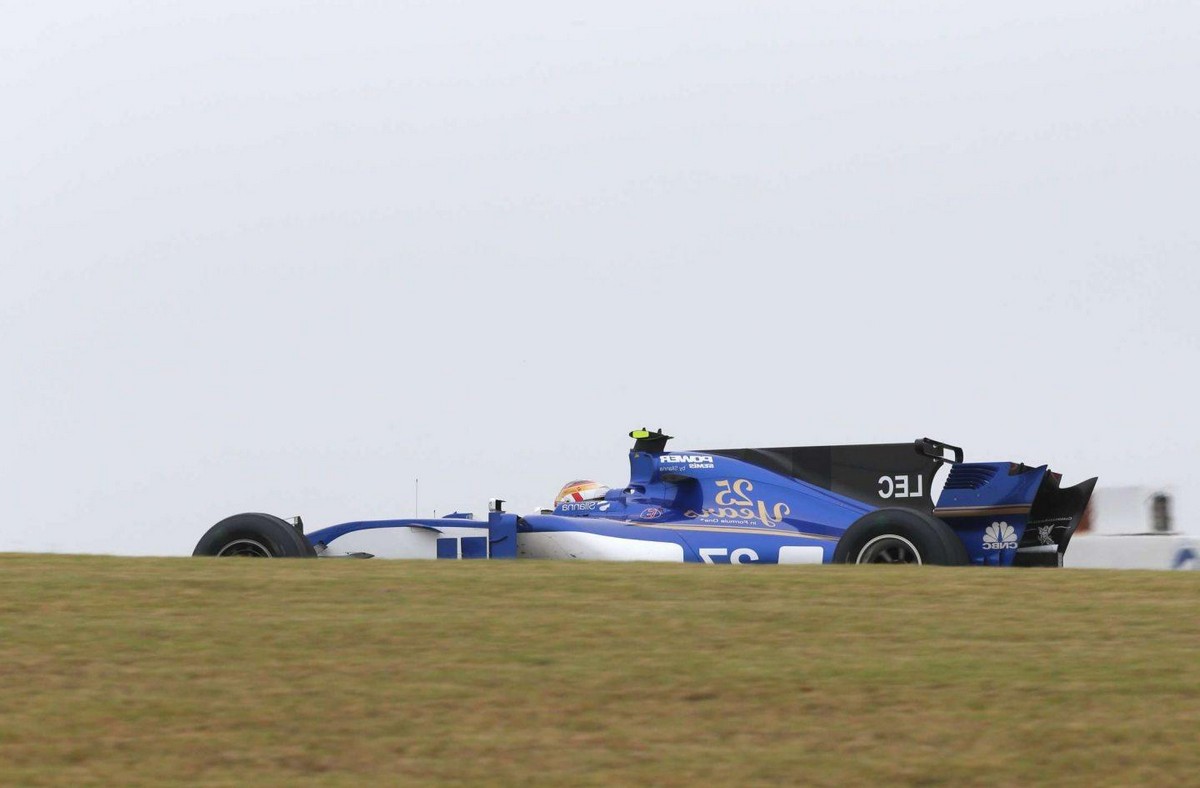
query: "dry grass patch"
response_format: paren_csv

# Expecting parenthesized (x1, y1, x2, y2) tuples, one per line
(1, 555, 1197, 786)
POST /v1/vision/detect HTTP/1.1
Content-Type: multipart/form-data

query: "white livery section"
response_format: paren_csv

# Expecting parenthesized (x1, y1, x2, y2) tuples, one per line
(327, 526, 827, 564)
(323, 525, 491, 559)
(517, 532, 687, 562)
(777, 546, 825, 565)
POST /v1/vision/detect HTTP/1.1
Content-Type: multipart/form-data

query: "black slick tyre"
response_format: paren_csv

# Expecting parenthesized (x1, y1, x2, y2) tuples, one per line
(833, 508, 968, 566)
(193, 512, 316, 558)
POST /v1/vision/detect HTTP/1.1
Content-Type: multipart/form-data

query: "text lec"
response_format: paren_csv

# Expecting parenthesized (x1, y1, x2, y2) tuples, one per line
(878, 475, 925, 499)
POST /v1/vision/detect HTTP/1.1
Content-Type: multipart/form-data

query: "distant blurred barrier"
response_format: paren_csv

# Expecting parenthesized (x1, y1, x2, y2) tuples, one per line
(1065, 533, 1200, 570)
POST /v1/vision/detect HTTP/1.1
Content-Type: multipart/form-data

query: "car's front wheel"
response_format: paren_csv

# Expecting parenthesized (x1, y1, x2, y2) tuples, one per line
(193, 513, 316, 558)
(832, 509, 968, 566)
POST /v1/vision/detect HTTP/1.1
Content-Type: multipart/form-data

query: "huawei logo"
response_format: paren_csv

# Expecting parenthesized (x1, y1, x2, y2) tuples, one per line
(983, 522, 1018, 551)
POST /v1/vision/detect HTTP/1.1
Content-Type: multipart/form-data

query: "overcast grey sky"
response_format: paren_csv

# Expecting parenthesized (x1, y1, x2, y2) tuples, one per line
(2, 1, 1198, 555)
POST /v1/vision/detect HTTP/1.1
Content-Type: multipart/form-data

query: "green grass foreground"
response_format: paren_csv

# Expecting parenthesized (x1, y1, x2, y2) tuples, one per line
(1, 556, 1198, 786)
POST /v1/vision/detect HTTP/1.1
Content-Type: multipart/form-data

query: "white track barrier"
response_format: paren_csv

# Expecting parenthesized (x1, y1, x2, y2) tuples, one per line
(1065, 533, 1200, 570)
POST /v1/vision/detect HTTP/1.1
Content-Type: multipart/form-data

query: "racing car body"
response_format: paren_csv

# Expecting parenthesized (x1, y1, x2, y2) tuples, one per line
(194, 430, 1096, 567)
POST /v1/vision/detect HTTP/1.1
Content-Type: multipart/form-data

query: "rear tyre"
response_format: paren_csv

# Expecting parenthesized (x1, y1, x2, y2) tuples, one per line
(193, 513, 316, 558)
(833, 508, 968, 566)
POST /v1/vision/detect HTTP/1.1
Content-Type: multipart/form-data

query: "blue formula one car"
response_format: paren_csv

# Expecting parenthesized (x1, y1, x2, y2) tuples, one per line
(194, 429, 1097, 567)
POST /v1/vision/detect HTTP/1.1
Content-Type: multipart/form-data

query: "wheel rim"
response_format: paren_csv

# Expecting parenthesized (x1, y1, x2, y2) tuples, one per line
(216, 538, 272, 557)
(856, 534, 922, 565)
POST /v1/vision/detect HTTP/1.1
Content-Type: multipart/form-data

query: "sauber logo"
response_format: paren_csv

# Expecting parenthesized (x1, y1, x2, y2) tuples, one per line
(983, 522, 1018, 550)
(559, 501, 610, 513)
(661, 455, 714, 465)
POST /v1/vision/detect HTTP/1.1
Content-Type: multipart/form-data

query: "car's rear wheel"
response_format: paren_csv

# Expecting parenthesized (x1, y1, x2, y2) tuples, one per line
(833, 508, 968, 566)
(193, 513, 316, 558)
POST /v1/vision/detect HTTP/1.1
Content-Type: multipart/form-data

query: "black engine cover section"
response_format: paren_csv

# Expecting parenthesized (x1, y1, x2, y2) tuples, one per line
(704, 442, 943, 513)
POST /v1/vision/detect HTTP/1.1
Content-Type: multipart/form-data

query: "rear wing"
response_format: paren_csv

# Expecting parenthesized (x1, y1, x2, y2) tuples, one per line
(936, 462, 1098, 567)
(1015, 474, 1099, 567)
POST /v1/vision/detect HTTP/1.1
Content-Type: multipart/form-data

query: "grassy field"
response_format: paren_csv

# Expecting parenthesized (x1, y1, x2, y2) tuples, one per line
(1, 556, 1197, 786)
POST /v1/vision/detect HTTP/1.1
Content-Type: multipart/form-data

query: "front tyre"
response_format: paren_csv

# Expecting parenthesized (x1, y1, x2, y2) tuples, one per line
(833, 509, 968, 566)
(193, 513, 316, 558)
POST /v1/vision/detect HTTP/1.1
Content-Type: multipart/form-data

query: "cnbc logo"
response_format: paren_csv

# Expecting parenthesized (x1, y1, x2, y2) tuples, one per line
(983, 522, 1018, 551)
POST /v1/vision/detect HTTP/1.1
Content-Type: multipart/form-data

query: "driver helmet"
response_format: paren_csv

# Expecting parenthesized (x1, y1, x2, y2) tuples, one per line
(555, 480, 610, 506)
